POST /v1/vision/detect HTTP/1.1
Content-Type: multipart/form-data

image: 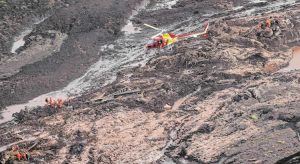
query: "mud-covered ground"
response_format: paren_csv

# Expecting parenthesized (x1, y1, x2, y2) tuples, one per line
(2, 0, 300, 163)
(0, 0, 141, 108)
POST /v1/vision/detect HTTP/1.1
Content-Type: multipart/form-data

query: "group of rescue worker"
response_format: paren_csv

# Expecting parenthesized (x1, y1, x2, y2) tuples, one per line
(45, 97, 64, 108)
(3, 145, 29, 162)
(2, 98, 66, 163)
(257, 16, 281, 38)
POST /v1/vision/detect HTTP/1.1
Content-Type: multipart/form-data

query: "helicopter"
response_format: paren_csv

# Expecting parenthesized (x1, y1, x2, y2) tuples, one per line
(144, 22, 210, 49)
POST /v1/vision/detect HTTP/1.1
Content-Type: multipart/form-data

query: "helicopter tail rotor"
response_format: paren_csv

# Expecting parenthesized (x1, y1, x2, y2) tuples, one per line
(177, 22, 210, 39)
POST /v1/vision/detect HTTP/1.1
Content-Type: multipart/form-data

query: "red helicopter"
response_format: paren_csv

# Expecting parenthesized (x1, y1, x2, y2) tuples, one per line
(144, 22, 210, 49)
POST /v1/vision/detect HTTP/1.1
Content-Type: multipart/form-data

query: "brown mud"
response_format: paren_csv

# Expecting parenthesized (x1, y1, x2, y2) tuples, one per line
(1, 0, 300, 163)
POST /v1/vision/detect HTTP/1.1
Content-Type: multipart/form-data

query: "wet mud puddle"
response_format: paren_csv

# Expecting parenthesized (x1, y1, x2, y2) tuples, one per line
(10, 29, 32, 53)
(0, 91, 68, 124)
(280, 47, 300, 72)
(10, 16, 50, 54)
(121, 0, 150, 35)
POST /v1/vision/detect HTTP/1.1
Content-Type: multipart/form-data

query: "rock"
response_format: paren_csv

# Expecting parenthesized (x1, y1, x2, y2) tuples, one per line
(36, 35, 43, 41)
(278, 113, 295, 122)
(238, 124, 247, 130)
(164, 104, 172, 110)
(69, 143, 84, 156)
(295, 122, 300, 129)
(263, 28, 274, 38)
(250, 114, 259, 121)
(196, 123, 215, 134)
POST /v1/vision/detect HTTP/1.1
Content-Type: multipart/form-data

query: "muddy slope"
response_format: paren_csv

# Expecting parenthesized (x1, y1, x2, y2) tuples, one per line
(0, 0, 141, 108)
(1, 0, 300, 163)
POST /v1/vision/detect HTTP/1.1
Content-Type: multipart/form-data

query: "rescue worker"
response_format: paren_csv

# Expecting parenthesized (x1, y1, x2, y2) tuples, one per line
(57, 98, 64, 108)
(45, 97, 52, 107)
(259, 21, 267, 30)
(266, 17, 272, 28)
(257, 16, 280, 38)
(45, 97, 65, 109)
(9, 145, 29, 161)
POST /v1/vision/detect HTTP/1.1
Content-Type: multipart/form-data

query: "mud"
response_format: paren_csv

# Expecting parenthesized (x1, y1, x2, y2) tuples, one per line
(1, 0, 300, 163)
(0, 0, 142, 108)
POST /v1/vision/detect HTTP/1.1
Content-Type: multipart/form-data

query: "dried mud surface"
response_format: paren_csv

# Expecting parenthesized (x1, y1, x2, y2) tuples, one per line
(2, 0, 300, 163)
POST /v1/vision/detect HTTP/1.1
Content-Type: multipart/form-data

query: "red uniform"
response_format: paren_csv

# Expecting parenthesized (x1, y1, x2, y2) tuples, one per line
(57, 99, 64, 108)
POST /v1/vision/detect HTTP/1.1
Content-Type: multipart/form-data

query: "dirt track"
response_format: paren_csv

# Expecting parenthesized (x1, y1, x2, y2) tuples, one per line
(2, 0, 300, 163)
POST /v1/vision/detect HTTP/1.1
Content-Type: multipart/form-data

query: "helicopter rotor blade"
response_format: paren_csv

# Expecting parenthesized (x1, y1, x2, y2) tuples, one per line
(151, 31, 163, 39)
(144, 24, 161, 31)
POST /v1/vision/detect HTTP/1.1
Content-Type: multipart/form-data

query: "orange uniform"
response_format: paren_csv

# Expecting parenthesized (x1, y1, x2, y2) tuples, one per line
(57, 99, 64, 108)
(266, 18, 271, 28)
(46, 97, 65, 108)
(11, 145, 28, 161)
(49, 97, 53, 107)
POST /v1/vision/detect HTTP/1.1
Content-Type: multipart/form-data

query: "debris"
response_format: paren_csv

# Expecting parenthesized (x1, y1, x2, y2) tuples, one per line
(112, 88, 141, 98)
(297, 133, 300, 142)
(0, 137, 36, 153)
(28, 140, 39, 151)
(250, 114, 258, 121)
(277, 140, 285, 144)
(89, 88, 142, 105)
(254, 160, 263, 164)
(164, 104, 172, 110)
(69, 143, 84, 156)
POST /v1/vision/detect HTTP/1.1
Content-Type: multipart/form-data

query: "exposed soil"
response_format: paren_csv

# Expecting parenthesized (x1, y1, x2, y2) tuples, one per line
(2, 0, 300, 163)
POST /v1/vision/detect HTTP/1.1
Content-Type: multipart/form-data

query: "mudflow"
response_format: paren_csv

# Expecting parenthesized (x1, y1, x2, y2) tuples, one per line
(1, 0, 300, 163)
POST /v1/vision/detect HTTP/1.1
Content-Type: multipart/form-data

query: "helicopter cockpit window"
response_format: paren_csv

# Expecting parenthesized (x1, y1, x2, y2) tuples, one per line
(147, 40, 154, 44)
(158, 39, 163, 44)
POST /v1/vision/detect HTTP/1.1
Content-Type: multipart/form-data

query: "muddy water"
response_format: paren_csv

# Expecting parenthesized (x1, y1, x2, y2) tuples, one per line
(148, 0, 179, 10)
(0, 91, 68, 124)
(11, 29, 33, 53)
(234, 0, 297, 17)
(280, 47, 300, 72)
(122, 0, 150, 35)
(10, 16, 50, 54)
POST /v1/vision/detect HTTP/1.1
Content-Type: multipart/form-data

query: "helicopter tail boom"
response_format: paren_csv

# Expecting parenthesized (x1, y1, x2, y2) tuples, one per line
(177, 22, 209, 39)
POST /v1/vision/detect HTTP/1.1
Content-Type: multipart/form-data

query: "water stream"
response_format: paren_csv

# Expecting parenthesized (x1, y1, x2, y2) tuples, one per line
(0, 91, 68, 124)
(121, 0, 150, 35)
(11, 29, 33, 54)
(10, 16, 50, 54)
(280, 47, 300, 72)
